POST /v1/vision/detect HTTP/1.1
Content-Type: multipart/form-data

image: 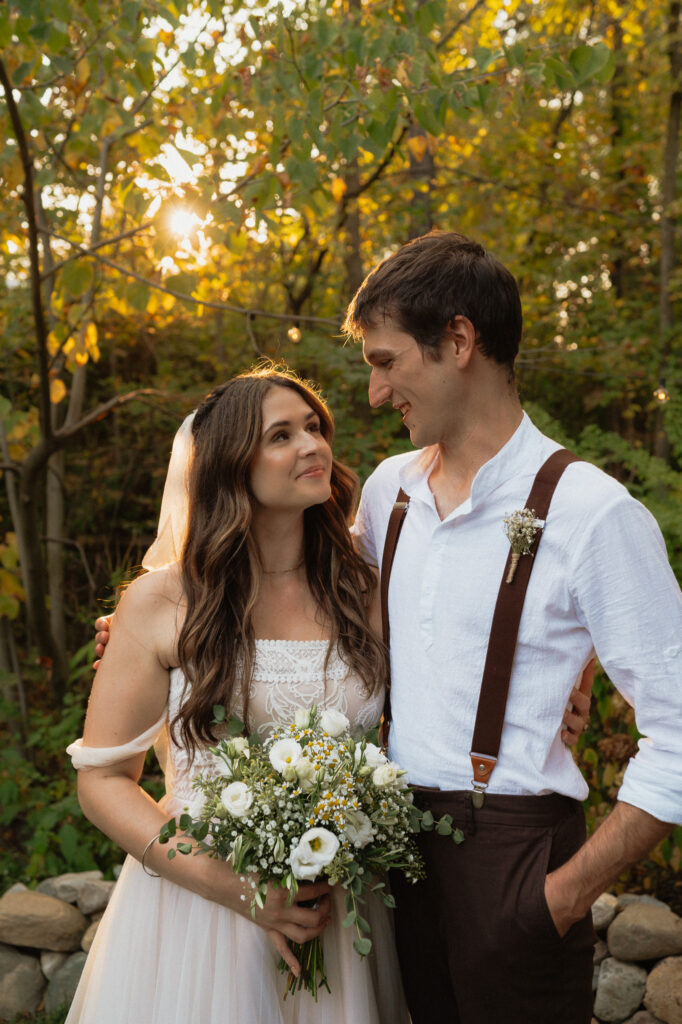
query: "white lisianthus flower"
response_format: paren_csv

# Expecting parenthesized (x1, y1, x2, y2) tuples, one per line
(355, 742, 387, 769)
(210, 754, 234, 777)
(318, 708, 350, 737)
(289, 827, 340, 880)
(372, 762, 407, 788)
(220, 781, 254, 818)
(294, 707, 313, 729)
(344, 810, 374, 848)
(295, 755, 316, 792)
(269, 738, 303, 773)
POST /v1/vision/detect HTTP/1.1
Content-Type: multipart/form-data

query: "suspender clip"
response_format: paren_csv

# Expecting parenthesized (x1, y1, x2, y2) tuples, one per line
(470, 752, 497, 810)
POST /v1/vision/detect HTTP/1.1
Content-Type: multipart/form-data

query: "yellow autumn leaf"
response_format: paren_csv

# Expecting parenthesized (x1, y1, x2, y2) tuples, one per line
(407, 135, 428, 163)
(75, 351, 89, 366)
(76, 57, 90, 85)
(3, 156, 24, 191)
(84, 321, 98, 351)
(47, 331, 61, 356)
(331, 177, 347, 203)
(63, 336, 75, 355)
(50, 378, 67, 404)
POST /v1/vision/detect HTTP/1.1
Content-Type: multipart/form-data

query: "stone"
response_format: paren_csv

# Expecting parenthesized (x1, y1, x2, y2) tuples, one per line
(112, 863, 123, 879)
(36, 870, 103, 904)
(0, 942, 45, 1018)
(594, 957, 648, 1022)
(76, 879, 116, 915)
(81, 919, 100, 952)
(644, 956, 682, 1024)
(623, 1013, 665, 1024)
(40, 950, 69, 980)
(617, 894, 670, 913)
(593, 892, 619, 932)
(4, 882, 28, 895)
(594, 939, 610, 965)
(44, 951, 87, 1013)
(608, 903, 682, 962)
(0, 890, 88, 952)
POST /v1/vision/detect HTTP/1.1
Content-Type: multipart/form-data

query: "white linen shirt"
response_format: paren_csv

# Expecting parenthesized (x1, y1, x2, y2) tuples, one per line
(353, 413, 682, 824)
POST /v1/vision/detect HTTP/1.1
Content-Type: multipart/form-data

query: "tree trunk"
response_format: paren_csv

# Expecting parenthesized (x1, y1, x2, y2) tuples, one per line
(655, 0, 681, 462)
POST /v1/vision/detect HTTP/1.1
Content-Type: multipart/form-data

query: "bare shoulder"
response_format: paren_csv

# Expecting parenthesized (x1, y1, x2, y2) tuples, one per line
(114, 566, 183, 623)
(110, 565, 185, 666)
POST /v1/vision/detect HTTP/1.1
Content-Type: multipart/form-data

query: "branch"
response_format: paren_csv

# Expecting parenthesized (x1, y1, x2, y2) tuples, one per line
(0, 59, 53, 443)
(54, 388, 168, 443)
(45, 230, 339, 327)
(43, 536, 97, 594)
(39, 222, 155, 280)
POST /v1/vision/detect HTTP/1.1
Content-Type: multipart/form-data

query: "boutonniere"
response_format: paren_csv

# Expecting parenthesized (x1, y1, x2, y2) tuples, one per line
(503, 508, 542, 583)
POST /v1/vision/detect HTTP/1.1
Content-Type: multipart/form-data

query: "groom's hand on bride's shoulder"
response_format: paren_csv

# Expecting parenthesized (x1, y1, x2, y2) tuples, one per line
(92, 615, 113, 669)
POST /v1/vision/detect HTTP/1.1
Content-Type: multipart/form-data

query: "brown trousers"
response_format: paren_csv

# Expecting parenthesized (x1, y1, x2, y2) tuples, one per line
(391, 791, 596, 1024)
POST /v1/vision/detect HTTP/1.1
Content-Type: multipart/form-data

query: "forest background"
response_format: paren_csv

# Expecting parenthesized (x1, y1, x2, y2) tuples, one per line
(1, 0, 681, 912)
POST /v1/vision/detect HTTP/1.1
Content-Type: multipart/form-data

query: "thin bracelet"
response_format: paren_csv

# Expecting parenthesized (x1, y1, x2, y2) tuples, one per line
(141, 832, 161, 877)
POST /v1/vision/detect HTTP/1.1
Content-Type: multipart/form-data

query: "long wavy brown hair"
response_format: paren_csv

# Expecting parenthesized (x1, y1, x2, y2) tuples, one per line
(174, 366, 387, 754)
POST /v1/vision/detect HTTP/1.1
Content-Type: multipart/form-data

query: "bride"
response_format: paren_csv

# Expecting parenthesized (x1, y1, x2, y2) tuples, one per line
(66, 366, 408, 1024)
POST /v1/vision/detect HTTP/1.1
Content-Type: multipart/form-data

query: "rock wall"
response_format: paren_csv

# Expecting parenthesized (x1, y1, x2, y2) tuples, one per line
(1, 873, 681, 1021)
(0, 869, 119, 1021)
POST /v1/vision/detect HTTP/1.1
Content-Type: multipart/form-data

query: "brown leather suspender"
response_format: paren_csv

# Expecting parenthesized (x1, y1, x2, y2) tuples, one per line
(379, 449, 580, 801)
(378, 488, 410, 746)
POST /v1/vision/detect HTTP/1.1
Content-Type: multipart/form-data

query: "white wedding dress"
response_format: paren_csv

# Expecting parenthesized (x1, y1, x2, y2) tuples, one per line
(66, 640, 409, 1024)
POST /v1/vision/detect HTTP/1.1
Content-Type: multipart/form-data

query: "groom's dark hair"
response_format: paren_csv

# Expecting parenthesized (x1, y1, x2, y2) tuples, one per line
(342, 230, 522, 372)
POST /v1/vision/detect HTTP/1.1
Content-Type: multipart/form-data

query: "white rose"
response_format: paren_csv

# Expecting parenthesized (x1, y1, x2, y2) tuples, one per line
(344, 810, 374, 848)
(355, 742, 387, 769)
(294, 707, 313, 729)
(295, 755, 316, 792)
(269, 738, 302, 773)
(372, 762, 407, 788)
(185, 791, 207, 820)
(318, 708, 350, 737)
(289, 827, 340, 880)
(219, 781, 254, 818)
(230, 736, 250, 756)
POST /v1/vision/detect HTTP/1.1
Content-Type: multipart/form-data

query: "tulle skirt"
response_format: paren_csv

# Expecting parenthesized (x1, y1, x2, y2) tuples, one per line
(65, 855, 409, 1024)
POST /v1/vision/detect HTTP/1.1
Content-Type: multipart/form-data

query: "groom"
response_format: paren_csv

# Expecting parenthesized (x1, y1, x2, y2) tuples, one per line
(342, 231, 682, 1023)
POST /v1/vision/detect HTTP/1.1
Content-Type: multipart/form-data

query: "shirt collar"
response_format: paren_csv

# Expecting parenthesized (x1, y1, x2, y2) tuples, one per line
(397, 412, 545, 513)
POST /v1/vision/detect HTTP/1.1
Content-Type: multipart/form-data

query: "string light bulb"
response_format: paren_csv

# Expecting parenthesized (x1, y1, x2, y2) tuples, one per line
(287, 326, 301, 343)
(653, 381, 670, 405)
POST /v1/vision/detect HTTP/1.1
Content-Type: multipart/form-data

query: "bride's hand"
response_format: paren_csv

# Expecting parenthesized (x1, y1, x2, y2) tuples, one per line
(255, 880, 332, 975)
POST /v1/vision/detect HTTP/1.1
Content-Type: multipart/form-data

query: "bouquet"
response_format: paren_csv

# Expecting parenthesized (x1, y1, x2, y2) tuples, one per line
(160, 705, 462, 998)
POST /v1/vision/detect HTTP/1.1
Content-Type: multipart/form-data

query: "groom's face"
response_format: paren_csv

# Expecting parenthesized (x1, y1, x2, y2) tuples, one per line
(362, 319, 461, 449)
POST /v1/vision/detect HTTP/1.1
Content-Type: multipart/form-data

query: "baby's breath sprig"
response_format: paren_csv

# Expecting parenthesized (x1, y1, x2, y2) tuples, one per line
(503, 507, 541, 583)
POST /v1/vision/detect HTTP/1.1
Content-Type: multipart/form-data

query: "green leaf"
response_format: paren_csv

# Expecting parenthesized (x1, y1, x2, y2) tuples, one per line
(353, 937, 372, 956)
(412, 100, 442, 137)
(212, 704, 227, 723)
(342, 911, 356, 928)
(421, 809, 434, 830)
(569, 43, 613, 85)
(382, 893, 396, 909)
(357, 915, 371, 933)
(436, 817, 453, 836)
(452, 828, 466, 845)
(61, 259, 94, 299)
(177, 842, 193, 855)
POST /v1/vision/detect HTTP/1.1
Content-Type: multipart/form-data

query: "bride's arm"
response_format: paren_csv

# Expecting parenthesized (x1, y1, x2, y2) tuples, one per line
(75, 571, 330, 970)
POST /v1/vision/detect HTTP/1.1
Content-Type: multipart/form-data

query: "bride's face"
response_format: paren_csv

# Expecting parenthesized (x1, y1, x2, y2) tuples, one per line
(249, 387, 333, 513)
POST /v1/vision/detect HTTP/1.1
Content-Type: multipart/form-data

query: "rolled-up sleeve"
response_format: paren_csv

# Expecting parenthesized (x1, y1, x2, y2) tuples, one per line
(568, 494, 682, 824)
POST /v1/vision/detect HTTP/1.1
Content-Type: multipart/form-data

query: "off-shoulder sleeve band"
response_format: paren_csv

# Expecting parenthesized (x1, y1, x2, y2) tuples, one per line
(66, 708, 168, 770)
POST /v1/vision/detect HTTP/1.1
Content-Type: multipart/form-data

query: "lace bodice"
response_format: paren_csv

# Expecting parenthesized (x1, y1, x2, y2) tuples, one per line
(164, 640, 384, 815)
